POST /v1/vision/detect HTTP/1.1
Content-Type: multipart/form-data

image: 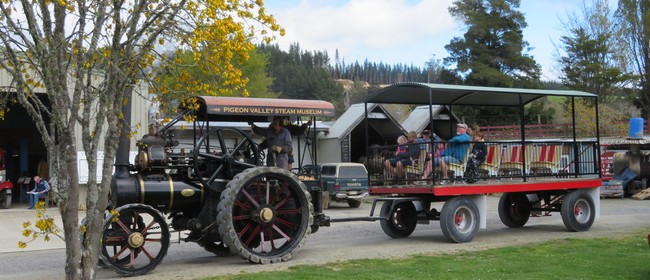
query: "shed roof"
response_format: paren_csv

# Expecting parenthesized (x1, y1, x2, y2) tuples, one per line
(366, 82, 597, 106)
(401, 105, 448, 133)
(324, 103, 404, 139)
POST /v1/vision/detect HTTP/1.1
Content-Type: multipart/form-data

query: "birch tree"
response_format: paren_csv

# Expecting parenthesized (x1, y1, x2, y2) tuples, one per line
(0, 0, 283, 279)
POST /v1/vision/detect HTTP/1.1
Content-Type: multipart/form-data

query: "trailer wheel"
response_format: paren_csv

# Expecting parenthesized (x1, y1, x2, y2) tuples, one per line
(193, 127, 261, 189)
(347, 199, 362, 208)
(218, 167, 313, 264)
(100, 204, 170, 276)
(379, 200, 417, 238)
(0, 189, 11, 209)
(498, 193, 531, 228)
(440, 197, 479, 243)
(561, 190, 595, 232)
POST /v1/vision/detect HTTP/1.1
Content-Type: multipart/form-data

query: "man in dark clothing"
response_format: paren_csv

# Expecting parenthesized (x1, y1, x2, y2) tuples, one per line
(250, 116, 293, 169)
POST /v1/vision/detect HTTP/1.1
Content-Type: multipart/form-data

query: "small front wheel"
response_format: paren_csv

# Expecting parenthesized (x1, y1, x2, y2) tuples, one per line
(100, 204, 170, 276)
(440, 197, 479, 243)
(498, 193, 531, 228)
(561, 190, 595, 232)
(379, 200, 417, 238)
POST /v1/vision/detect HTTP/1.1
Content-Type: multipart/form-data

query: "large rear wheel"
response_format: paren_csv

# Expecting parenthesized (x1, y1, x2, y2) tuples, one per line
(218, 167, 313, 264)
(100, 204, 170, 276)
(561, 190, 595, 232)
(379, 200, 417, 238)
(440, 197, 479, 243)
(498, 193, 531, 228)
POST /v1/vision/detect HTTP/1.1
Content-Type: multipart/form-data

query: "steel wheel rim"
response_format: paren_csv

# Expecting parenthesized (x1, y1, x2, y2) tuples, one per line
(454, 206, 474, 234)
(393, 207, 408, 229)
(509, 198, 525, 220)
(573, 198, 591, 224)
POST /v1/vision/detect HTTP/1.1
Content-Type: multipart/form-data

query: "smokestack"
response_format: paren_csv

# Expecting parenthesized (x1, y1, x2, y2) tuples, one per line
(114, 89, 132, 178)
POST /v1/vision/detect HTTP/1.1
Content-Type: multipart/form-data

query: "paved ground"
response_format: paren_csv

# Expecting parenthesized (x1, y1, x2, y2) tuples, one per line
(0, 202, 67, 254)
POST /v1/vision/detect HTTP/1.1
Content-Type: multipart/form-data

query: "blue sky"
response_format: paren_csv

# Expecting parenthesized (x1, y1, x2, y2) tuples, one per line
(263, 0, 615, 81)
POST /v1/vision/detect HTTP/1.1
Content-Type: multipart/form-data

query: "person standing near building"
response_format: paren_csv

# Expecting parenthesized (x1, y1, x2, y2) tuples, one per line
(250, 116, 293, 169)
(28, 176, 50, 209)
(282, 118, 312, 171)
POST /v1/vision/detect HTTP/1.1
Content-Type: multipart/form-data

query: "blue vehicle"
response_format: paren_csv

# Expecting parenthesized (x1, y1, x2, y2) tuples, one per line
(320, 163, 369, 208)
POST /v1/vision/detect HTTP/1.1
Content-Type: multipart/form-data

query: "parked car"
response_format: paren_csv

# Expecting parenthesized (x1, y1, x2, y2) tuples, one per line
(320, 163, 369, 208)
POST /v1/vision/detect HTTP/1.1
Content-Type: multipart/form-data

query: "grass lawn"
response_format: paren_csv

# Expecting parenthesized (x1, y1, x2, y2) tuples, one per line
(206, 229, 650, 280)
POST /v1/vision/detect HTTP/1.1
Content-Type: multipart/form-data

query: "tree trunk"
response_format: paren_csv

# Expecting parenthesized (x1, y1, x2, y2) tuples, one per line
(60, 129, 83, 279)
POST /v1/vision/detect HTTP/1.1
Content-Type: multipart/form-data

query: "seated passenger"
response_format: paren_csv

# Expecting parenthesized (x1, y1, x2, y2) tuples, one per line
(470, 132, 487, 167)
(384, 132, 420, 183)
(421, 140, 445, 180)
(435, 123, 471, 181)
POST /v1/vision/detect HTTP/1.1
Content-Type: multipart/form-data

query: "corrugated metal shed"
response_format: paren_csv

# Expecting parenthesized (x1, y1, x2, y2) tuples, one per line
(401, 105, 459, 140)
(324, 103, 403, 140)
(319, 103, 404, 163)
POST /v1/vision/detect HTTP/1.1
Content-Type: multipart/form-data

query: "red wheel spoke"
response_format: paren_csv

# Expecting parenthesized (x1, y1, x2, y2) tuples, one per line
(144, 238, 161, 243)
(273, 217, 295, 228)
(272, 224, 292, 241)
(259, 231, 266, 252)
(276, 208, 302, 215)
(114, 220, 133, 234)
(141, 220, 157, 234)
(273, 196, 291, 209)
(265, 181, 271, 205)
(104, 235, 126, 244)
(270, 182, 289, 204)
(235, 200, 253, 211)
(111, 246, 129, 262)
(238, 223, 253, 238)
(129, 249, 136, 268)
(241, 189, 260, 208)
(140, 246, 155, 260)
(233, 214, 251, 221)
(256, 181, 263, 204)
(267, 228, 277, 250)
(245, 225, 262, 246)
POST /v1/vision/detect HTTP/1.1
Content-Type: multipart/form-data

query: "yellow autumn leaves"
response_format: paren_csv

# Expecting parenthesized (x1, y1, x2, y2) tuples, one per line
(18, 201, 62, 249)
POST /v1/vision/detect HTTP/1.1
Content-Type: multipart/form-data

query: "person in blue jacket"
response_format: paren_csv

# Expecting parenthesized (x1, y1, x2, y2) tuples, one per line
(435, 124, 471, 182)
(28, 176, 50, 209)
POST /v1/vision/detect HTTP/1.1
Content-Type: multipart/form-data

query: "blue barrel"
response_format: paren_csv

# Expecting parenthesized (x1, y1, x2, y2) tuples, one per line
(628, 117, 644, 139)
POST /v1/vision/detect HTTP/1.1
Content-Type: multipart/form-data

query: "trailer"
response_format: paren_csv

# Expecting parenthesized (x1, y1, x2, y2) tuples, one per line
(331, 83, 602, 243)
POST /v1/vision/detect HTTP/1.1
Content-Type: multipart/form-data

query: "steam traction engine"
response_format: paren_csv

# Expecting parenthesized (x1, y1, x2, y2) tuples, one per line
(102, 96, 335, 276)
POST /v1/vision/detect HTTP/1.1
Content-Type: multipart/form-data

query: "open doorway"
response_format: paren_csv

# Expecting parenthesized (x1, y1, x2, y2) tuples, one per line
(0, 98, 50, 203)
